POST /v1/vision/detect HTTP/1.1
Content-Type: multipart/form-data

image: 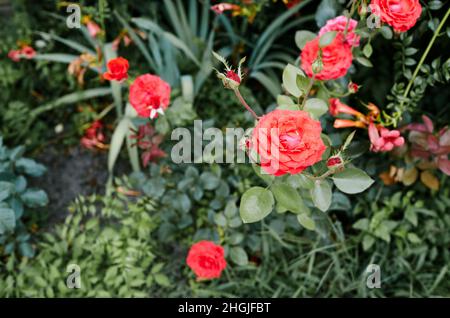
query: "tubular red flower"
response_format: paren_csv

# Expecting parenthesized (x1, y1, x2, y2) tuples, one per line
(186, 241, 227, 280)
(333, 119, 367, 129)
(329, 98, 365, 118)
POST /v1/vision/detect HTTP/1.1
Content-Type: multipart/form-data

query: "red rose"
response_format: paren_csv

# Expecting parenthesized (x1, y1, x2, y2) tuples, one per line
(318, 16, 360, 47)
(370, 0, 422, 32)
(129, 74, 171, 119)
(301, 33, 353, 81)
(186, 241, 227, 280)
(252, 109, 326, 176)
(103, 57, 129, 81)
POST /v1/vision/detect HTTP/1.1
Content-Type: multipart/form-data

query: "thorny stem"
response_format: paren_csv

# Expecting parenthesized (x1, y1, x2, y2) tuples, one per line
(234, 88, 260, 120)
(304, 169, 336, 182)
(399, 7, 450, 113)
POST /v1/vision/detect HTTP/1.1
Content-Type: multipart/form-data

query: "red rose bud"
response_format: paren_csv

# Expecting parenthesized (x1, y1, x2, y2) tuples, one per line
(327, 156, 343, 167)
(103, 57, 129, 81)
(348, 82, 360, 94)
(186, 241, 227, 280)
(226, 70, 241, 84)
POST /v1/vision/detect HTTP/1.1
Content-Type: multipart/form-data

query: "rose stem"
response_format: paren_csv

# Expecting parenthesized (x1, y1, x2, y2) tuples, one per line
(233, 88, 259, 120)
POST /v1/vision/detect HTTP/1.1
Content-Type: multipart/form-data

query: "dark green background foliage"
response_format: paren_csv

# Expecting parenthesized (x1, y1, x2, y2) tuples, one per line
(0, 0, 449, 297)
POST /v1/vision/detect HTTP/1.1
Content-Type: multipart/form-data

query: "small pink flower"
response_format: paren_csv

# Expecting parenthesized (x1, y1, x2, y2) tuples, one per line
(211, 3, 240, 15)
(8, 50, 21, 62)
(87, 21, 101, 38)
(20, 46, 36, 59)
(319, 16, 360, 47)
(369, 123, 405, 152)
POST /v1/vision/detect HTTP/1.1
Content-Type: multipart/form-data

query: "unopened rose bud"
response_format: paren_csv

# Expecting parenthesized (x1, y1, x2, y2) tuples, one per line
(348, 82, 360, 94)
(312, 58, 323, 74)
(226, 70, 241, 84)
(358, 4, 368, 16)
(327, 155, 343, 168)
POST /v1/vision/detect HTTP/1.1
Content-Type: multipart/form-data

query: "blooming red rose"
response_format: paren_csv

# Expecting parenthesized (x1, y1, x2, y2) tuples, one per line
(301, 33, 353, 81)
(252, 109, 326, 176)
(186, 241, 227, 280)
(129, 74, 171, 119)
(319, 16, 360, 47)
(103, 57, 129, 81)
(370, 0, 422, 32)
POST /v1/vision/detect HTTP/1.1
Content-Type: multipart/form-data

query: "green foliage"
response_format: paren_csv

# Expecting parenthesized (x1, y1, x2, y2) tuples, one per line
(0, 193, 168, 297)
(0, 136, 48, 258)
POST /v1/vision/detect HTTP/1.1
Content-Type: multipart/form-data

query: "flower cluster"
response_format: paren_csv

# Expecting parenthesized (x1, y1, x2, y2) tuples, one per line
(8, 45, 36, 62)
(80, 120, 107, 150)
(102, 57, 171, 119)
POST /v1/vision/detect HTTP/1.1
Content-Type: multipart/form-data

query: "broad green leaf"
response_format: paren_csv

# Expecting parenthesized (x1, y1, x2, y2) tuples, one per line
(282, 64, 303, 98)
(353, 218, 370, 231)
(271, 183, 309, 214)
(297, 214, 316, 231)
(21, 189, 49, 208)
(108, 117, 131, 173)
(363, 234, 375, 251)
(332, 168, 374, 194)
(240, 187, 274, 223)
(295, 30, 317, 50)
(15, 158, 46, 177)
(304, 98, 328, 119)
(0, 182, 13, 202)
(311, 180, 332, 212)
(356, 56, 373, 67)
(380, 26, 393, 39)
(230, 246, 249, 266)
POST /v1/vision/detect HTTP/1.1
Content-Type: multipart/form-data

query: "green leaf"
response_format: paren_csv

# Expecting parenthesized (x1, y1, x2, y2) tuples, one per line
(15, 158, 46, 177)
(304, 98, 328, 119)
(311, 180, 332, 212)
(271, 183, 309, 214)
(21, 189, 49, 208)
(295, 30, 317, 50)
(379, 26, 393, 40)
(0, 208, 16, 234)
(319, 31, 337, 48)
(363, 43, 373, 58)
(200, 172, 220, 190)
(154, 274, 170, 287)
(332, 168, 374, 194)
(239, 187, 274, 223)
(230, 246, 248, 266)
(282, 64, 304, 98)
(353, 218, 369, 231)
(297, 214, 316, 231)
(362, 234, 375, 251)
(356, 56, 373, 67)
(108, 117, 131, 173)
(0, 181, 13, 202)
(407, 233, 421, 244)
